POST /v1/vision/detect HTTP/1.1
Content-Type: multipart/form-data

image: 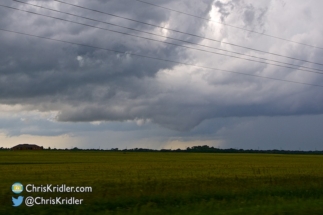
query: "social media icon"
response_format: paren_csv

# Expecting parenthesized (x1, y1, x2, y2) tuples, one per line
(12, 196, 24, 207)
(12, 183, 23, 194)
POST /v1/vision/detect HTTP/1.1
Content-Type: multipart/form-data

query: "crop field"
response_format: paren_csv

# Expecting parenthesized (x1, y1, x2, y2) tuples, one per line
(1, 151, 323, 214)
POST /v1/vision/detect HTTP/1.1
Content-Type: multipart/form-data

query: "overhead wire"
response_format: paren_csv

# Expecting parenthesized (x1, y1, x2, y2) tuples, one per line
(3, 4, 323, 75)
(135, 0, 323, 50)
(50, 0, 323, 66)
(1, 28, 323, 88)
(10, 0, 323, 73)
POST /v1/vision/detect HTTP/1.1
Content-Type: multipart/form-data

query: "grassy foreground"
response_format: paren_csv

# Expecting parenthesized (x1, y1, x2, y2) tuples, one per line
(1, 151, 323, 214)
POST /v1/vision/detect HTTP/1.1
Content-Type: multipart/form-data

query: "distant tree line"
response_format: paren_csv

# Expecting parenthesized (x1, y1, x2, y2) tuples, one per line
(2, 145, 323, 155)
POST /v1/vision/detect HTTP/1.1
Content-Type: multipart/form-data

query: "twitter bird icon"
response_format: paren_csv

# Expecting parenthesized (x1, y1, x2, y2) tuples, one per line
(12, 196, 24, 207)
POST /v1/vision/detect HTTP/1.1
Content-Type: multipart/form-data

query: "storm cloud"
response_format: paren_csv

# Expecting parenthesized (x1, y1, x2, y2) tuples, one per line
(1, 0, 323, 149)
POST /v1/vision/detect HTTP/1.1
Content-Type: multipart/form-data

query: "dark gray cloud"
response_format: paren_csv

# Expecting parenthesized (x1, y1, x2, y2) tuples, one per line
(215, 114, 323, 150)
(1, 0, 323, 139)
(242, 4, 267, 31)
(214, 0, 236, 22)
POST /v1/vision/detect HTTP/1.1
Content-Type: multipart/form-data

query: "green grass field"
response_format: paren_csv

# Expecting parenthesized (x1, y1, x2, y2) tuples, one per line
(1, 151, 323, 214)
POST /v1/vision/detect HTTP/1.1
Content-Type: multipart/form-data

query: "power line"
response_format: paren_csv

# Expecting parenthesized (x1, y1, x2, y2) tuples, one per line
(9, 0, 323, 72)
(11, 0, 323, 73)
(51, 0, 323, 66)
(1, 28, 322, 88)
(135, 0, 323, 50)
(3, 5, 323, 75)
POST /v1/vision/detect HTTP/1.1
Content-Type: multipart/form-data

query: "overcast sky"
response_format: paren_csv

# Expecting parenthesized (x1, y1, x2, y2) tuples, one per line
(1, 0, 323, 150)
